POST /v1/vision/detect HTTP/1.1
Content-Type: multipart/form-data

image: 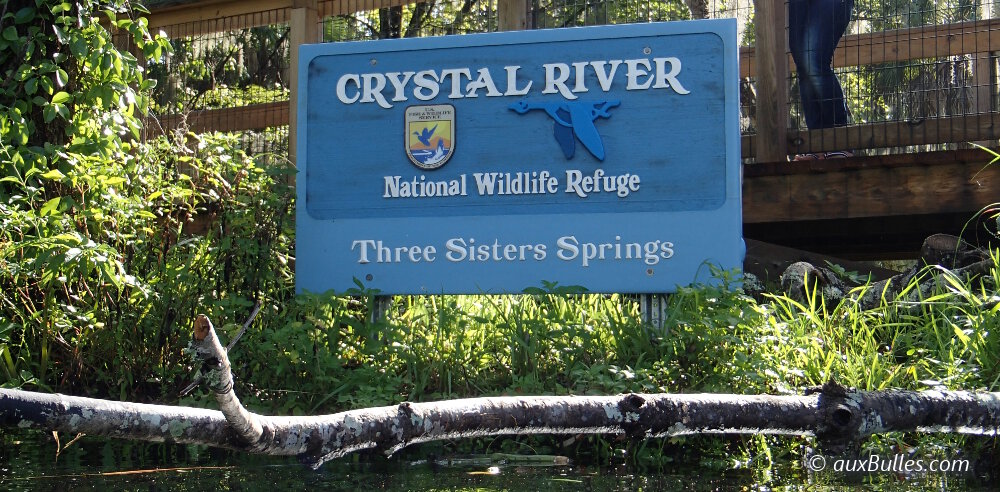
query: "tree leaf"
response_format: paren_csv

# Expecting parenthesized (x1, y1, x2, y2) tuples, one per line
(14, 7, 36, 24)
(2, 27, 19, 42)
(40, 197, 61, 216)
(70, 37, 87, 57)
(52, 24, 67, 44)
(55, 69, 69, 87)
(51, 91, 70, 104)
(41, 169, 65, 180)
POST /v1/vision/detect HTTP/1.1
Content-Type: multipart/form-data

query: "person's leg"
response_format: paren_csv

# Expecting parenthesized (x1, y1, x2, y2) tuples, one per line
(790, 0, 854, 129)
(788, 0, 820, 128)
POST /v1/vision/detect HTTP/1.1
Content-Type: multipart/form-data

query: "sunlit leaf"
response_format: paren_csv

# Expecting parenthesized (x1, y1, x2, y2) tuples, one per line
(40, 197, 61, 216)
(40, 169, 65, 180)
(52, 24, 67, 43)
(55, 69, 69, 87)
(51, 91, 70, 104)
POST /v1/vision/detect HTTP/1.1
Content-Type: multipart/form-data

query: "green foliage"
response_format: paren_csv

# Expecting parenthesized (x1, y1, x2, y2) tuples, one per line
(839, 0, 985, 130)
(0, 0, 296, 398)
(146, 26, 290, 113)
(533, 0, 692, 28)
(2, 0, 999, 476)
(2, 0, 166, 392)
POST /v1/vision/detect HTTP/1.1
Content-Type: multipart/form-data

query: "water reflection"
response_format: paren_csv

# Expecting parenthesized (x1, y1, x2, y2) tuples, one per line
(1, 431, 995, 491)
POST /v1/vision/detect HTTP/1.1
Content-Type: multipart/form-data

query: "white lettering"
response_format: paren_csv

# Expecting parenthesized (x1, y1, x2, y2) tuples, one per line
(653, 57, 690, 94)
(466, 68, 502, 97)
(625, 59, 652, 90)
(412, 70, 440, 100)
(336, 74, 361, 104)
(441, 68, 472, 99)
(386, 71, 415, 101)
(503, 65, 532, 96)
(361, 73, 392, 108)
(590, 60, 622, 91)
(565, 169, 641, 198)
(335, 57, 688, 106)
(542, 63, 576, 100)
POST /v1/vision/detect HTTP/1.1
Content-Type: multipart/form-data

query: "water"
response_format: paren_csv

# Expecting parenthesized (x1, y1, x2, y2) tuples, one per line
(1, 430, 996, 491)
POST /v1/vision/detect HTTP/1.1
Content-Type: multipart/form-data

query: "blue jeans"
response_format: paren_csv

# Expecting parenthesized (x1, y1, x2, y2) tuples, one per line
(788, 0, 854, 129)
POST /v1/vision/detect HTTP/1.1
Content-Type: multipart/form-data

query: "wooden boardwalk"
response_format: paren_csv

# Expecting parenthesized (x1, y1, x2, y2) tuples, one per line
(745, 149, 999, 258)
(141, 0, 1000, 259)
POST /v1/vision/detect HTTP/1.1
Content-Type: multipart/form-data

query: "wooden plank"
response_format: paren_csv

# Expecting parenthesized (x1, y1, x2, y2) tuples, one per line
(751, 0, 788, 163)
(742, 113, 1000, 159)
(146, 0, 422, 37)
(837, 18, 1000, 69)
(289, 1, 320, 187)
(145, 102, 289, 135)
(744, 212, 996, 259)
(148, 0, 292, 37)
(743, 149, 1000, 224)
(498, 0, 530, 31)
(791, 113, 1000, 154)
(320, 0, 418, 17)
(740, 18, 1000, 79)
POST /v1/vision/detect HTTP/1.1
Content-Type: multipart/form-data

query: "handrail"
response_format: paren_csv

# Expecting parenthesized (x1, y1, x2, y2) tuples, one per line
(741, 17, 1000, 79)
(146, 0, 421, 37)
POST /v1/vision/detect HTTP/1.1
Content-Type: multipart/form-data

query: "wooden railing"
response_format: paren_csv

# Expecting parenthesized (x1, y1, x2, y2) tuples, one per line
(137, 0, 1000, 256)
(749, 1, 1000, 161)
(141, 0, 1000, 164)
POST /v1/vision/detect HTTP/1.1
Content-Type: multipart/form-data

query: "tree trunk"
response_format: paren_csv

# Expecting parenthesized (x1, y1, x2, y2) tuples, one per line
(379, 6, 403, 39)
(2, 316, 999, 469)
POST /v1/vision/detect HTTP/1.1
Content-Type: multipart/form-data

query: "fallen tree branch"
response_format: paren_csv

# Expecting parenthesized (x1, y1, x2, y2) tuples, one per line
(2, 315, 999, 469)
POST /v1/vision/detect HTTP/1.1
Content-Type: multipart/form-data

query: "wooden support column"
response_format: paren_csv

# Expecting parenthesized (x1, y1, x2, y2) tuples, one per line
(289, 0, 320, 186)
(753, 0, 789, 162)
(498, 0, 531, 31)
(973, 2, 995, 132)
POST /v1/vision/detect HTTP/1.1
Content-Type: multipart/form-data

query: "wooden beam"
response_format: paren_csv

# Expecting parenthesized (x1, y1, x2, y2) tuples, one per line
(837, 18, 1000, 70)
(744, 238, 900, 285)
(740, 18, 1000, 79)
(792, 113, 1000, 154)
(751, 0, 788, 162)
(743, 149, 1000, 224)
(148, 0, 292, 37)
(289, 0, 320, 187)
(498, 0, 530, 31)
(144, 102, 289, 135)
(743, 113, 1000, 159)
(146, 0, 422, 37)
(320, 0, 418, 17)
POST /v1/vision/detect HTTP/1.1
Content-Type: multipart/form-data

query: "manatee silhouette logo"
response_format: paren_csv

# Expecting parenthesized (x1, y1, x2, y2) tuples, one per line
(406, 105, 455, 170)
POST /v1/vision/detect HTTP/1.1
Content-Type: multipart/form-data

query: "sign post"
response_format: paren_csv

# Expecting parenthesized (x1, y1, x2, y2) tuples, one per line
(297, 21, 743, 296)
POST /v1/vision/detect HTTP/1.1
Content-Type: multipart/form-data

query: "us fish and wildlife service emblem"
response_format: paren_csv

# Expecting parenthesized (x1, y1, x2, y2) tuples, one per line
(405, 104, 455, 170)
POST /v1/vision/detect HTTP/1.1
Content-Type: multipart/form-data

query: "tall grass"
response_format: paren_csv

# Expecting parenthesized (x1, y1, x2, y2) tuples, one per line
(218, 253, 997, 417)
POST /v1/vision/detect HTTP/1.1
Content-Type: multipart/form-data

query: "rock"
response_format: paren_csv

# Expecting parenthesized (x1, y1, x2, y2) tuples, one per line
(780, 261, 847, 304)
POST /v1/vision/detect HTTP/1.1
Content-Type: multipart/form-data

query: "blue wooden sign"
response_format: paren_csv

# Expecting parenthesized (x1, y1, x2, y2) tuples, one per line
(297, 20, 743, 294)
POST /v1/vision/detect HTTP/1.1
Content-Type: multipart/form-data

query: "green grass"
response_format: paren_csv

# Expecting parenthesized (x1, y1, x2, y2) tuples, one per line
(210, 255, 999, 416)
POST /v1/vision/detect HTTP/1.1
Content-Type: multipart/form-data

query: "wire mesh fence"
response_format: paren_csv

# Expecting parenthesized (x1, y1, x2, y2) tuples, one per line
(141, 7, 292, 166)
(794, 0, 1000, 155)
(322, 0, 500, 40)
(137, 0, 1000, 162)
